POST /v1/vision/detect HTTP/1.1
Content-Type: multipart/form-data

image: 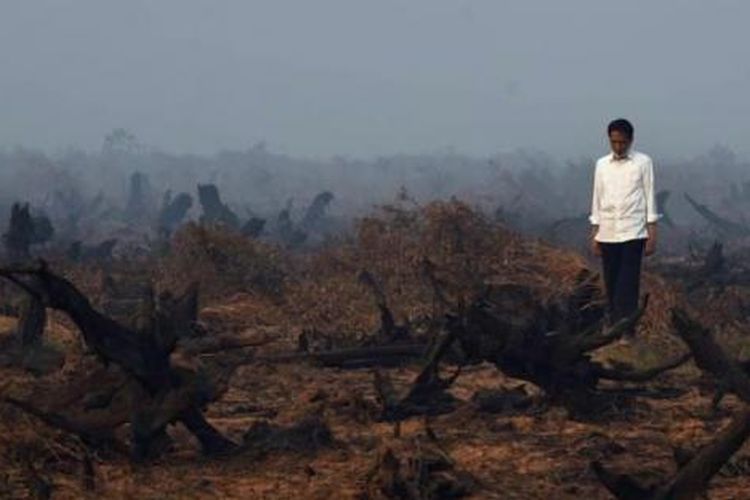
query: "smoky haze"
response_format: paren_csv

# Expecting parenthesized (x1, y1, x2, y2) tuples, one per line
(1, 1, 749, 159)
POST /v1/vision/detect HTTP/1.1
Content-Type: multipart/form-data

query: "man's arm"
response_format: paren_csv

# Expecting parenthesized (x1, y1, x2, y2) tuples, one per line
(644, 158, 660, 256)
(589, 162, 601, 226)
(590, 224, 601, 256)
(644, 158, 661, 224)
(589, 162, 602, 256)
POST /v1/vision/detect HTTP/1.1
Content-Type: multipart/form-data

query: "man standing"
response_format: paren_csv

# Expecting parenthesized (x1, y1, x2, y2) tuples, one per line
(589, 118, 660, 326)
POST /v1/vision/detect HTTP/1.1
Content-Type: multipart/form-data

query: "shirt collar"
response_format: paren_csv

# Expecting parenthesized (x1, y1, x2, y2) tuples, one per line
(610, 150, 633, 162)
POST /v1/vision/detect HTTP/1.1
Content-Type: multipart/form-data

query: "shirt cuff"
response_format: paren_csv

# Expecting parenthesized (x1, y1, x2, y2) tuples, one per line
(588, 214, 599, 225)
(646, 213, 662, 223)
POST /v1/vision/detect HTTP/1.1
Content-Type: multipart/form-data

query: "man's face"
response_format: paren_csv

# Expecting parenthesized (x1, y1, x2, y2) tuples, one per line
(609, 130, 632, 158)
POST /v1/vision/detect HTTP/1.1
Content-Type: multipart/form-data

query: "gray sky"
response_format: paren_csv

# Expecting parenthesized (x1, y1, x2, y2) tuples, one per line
(1, 1, 749, 159)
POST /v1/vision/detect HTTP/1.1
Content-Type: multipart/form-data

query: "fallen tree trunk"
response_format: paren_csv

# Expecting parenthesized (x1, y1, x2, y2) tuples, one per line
(0, 261, 238, 461)
(672, 308, 750, 403)
(445, 277, 686, 417)
(369, 271, 688, 420)
(258, 343, 428, 367)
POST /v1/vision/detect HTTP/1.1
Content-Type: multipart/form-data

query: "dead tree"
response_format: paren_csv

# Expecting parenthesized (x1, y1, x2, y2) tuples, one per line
(198, 184, 239, 229)
(658, 241, 750, 294)
(126, 171, 154, 221)
(0, 287, 64, 376)
(593, 309, 750, 499)
(157, 191, 193, 236)
(685, 192, 750, 238)
(368, 271, 689, 421)
(276, 206, 307, 248)
(454, 284, 683, 416)
(2, 202, 54, 262)
(300, 191, 334, 231)
(3, 203, 35, 261)
(672, 308, 750, 406)
(409, 271, 690, 418)
(0, 261, 237, 461)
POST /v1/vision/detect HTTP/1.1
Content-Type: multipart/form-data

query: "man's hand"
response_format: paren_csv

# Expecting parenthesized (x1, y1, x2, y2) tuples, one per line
(589, 226, 601, 257)
(590, 238, 601, 257)
(645, 223, 657, 256)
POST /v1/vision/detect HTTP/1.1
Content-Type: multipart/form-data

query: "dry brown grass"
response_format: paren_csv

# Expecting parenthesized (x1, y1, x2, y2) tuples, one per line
(158, 223, 287, 305)
(280, 201, 599, 341)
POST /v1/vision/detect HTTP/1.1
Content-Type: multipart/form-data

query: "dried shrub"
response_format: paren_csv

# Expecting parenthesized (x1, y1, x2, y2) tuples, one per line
(283, 200, 597, 340)
(159, 223, 286, 303)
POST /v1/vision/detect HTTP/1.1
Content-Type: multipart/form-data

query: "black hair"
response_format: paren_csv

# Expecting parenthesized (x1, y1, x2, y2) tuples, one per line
(607, 118, 634, 139)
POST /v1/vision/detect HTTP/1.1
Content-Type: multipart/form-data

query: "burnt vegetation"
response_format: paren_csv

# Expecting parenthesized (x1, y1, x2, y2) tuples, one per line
(2, 140, 750, 497)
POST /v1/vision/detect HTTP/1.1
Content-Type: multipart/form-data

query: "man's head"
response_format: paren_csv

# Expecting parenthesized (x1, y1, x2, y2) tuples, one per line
(607, 118, 634, 159)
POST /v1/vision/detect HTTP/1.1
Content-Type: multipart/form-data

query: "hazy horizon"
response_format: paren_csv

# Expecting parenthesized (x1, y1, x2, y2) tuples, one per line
(2, 1, 749, 160)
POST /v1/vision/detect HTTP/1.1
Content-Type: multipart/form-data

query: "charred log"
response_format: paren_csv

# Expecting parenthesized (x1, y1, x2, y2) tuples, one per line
(672, 308, 750, 406)
(0, 262, 237, 460)
(447, 279, 686, 417)
(261, 343, 428, 368)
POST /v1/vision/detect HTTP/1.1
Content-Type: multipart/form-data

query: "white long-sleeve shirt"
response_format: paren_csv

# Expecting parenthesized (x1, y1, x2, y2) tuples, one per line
(589, 150, 661, 243)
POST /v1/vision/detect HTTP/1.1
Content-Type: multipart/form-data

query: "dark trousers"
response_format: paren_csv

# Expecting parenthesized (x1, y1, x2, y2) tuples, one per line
(599, 238, 645, 326)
